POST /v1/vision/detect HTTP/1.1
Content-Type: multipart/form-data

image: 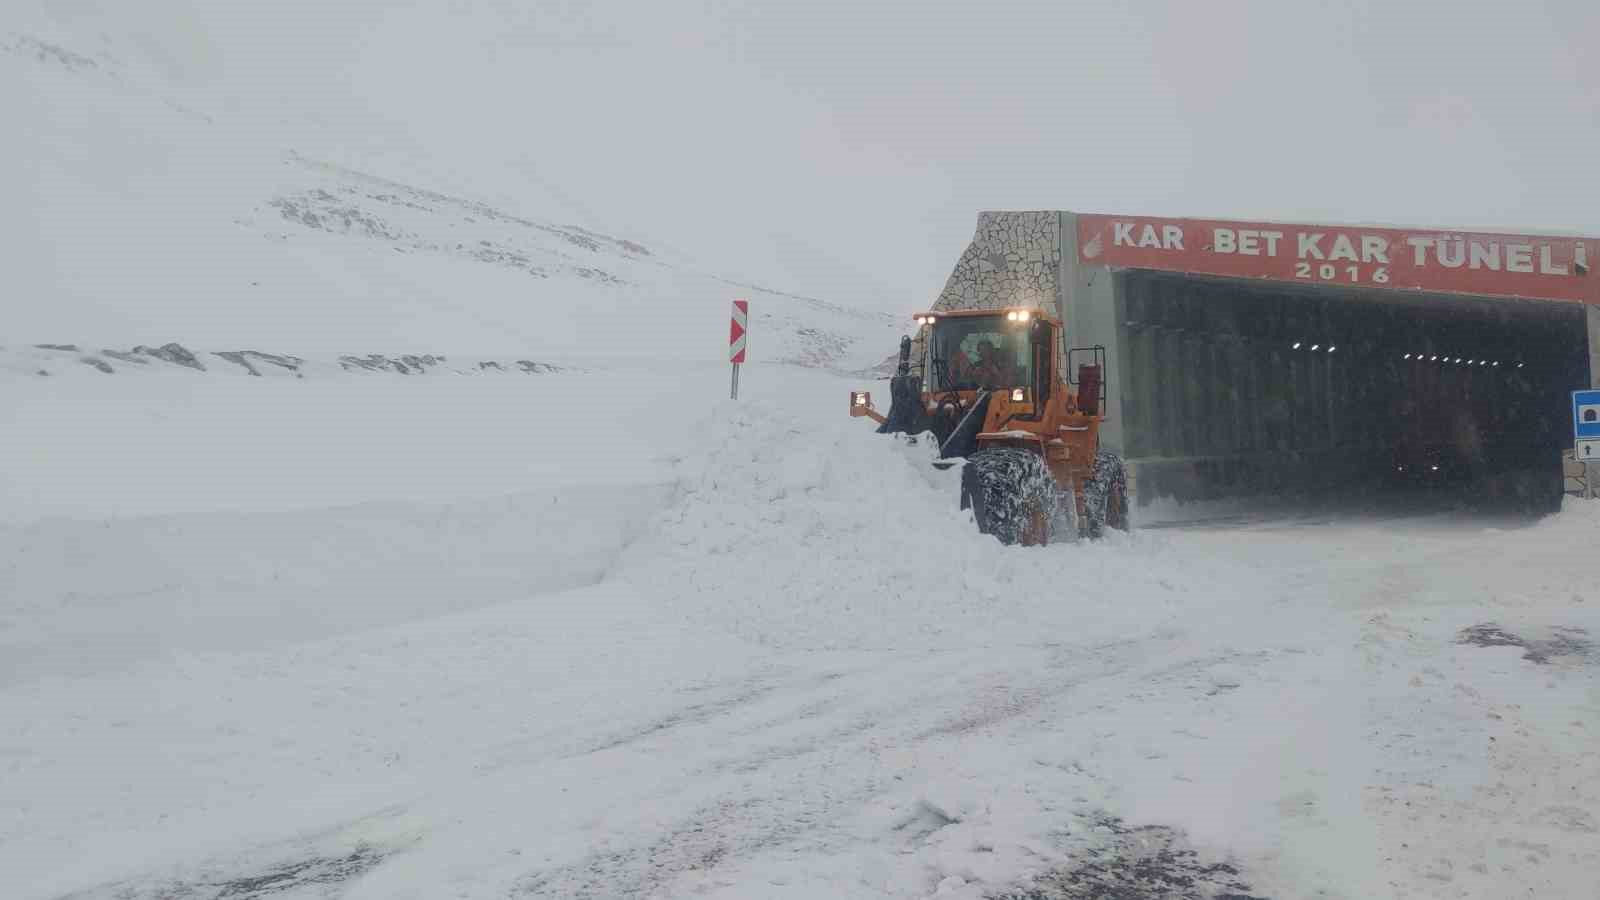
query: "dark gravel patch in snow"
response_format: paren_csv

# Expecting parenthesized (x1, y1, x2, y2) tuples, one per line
(58, 846, 392, 900)
(993, 816, 1268, 900)
(1457, 623, 1595, 665)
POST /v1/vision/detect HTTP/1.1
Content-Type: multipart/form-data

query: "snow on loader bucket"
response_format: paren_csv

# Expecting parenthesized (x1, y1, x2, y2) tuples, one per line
(849, 308, 1128, 544)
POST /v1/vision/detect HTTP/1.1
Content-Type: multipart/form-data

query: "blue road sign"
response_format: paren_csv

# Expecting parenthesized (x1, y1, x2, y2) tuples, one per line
(1576, 389, 1600, 441)
(1575, 391, 1600, 463)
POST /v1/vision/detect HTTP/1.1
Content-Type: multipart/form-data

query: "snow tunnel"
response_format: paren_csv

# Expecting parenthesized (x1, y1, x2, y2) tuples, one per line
(924, 211, 1600, 517)
(1109, 271, 1588, 511)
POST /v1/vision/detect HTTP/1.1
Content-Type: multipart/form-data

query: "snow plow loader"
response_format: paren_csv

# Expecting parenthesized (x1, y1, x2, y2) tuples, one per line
(850, 307, 1128, 545)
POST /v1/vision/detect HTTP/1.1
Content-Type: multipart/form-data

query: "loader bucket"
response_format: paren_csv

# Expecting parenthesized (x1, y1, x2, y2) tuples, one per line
(876, 374, 925, 434)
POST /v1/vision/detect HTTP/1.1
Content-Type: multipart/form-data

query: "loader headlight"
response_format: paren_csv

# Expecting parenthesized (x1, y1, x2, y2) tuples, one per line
(1011, 387, 1026, 402)
(852, 391, 868, 407)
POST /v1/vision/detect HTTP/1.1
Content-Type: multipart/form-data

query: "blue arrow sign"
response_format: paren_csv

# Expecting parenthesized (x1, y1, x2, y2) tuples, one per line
(1575, 389, 1600, 441)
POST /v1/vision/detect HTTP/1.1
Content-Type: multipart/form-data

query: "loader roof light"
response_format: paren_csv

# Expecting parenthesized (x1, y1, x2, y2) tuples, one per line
(1017, 309, 1031, 321)
(1006, 311, 1017, 321)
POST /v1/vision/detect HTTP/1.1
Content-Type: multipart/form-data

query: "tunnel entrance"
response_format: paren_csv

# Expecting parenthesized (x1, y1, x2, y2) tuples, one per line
(1116, 270, 1589, 514)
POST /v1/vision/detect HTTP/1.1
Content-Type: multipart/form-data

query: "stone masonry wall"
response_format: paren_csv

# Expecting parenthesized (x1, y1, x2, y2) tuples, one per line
(907, 211, 1062, 378)
(932, 211, 1060, 312)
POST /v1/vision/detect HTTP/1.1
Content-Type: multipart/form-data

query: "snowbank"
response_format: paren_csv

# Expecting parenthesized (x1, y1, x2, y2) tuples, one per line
(2, 361, 1598, 899)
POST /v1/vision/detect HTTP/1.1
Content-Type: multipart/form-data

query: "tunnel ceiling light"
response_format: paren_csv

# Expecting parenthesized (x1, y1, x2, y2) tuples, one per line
(1328, 345, 1336, 353)
(1517, 362, 1525, 368)
(1310, 344, 1320, 351)
(1430, 355, 1438, 361)
(1292, 341, 1302, 349)
(1404, 353, 1411, 359)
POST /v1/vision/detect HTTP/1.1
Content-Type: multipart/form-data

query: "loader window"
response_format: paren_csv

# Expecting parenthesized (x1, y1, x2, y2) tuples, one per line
(928, 317, 1032, 392)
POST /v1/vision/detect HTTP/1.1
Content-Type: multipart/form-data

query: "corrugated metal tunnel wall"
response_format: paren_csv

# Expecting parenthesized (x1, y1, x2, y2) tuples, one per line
(1115, 270, 1589, 509)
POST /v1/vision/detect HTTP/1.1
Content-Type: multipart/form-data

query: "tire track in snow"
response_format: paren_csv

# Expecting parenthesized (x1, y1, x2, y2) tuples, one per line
(510, 631, 1201, 898)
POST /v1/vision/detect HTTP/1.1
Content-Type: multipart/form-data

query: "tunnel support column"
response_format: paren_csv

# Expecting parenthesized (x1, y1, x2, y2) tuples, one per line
(1589, 305, 1600, 389)
(1583, 305, 1600, 498)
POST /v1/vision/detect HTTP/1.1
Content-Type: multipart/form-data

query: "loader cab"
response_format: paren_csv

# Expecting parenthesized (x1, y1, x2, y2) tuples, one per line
(923, 308, 1056, 402)
(921, 307, 1043, 389)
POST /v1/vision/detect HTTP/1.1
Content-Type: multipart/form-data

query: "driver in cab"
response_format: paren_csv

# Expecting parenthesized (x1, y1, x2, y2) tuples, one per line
(953, 339, 1019, 390)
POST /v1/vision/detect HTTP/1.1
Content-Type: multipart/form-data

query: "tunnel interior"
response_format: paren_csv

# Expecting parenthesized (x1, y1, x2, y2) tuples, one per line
(1115, 270, 1590, 511)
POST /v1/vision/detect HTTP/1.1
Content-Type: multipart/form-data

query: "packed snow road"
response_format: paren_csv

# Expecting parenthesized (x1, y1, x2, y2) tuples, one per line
(2, 363, 1598, 899)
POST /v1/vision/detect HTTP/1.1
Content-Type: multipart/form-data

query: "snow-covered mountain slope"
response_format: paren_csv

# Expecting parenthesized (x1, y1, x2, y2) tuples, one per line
(1, 11, 901, 370)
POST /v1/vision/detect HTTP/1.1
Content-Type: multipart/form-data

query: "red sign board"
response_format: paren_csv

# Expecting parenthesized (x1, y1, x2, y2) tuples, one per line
(729, 299, 749, 363)
(1077, 214, 1598, 305)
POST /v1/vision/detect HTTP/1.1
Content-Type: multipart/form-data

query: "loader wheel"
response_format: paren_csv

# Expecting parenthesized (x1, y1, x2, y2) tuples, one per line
(960, 448, 1058, 546)
(1082, 449, 1130, 539)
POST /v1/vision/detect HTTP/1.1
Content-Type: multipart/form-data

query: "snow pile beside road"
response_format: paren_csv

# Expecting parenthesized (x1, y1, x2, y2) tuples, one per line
(620, 402, 1247, 652)
(0, 482, 669, 684)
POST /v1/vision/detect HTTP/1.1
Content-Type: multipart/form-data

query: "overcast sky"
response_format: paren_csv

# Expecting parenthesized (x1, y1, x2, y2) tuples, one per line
(33, 0, 1600, 311)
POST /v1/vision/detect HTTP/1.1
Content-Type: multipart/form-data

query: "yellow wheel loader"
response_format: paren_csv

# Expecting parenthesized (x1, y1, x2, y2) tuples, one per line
(851, 307, 1128, 545)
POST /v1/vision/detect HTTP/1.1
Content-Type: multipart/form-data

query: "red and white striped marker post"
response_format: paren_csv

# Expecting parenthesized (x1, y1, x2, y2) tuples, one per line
(729, 299, 749, 399)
